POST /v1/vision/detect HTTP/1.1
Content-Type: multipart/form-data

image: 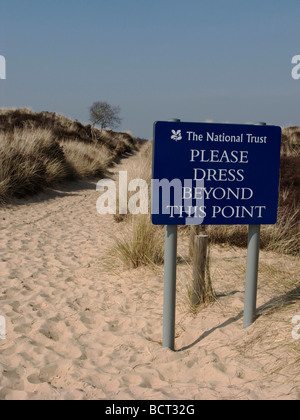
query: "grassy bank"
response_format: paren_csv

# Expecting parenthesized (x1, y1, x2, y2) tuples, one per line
(0, 108, 140, 203)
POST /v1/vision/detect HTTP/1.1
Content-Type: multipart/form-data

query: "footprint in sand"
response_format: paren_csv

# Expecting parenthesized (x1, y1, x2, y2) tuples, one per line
(1, 368, 25, 391)
(14, 323, 32, 335)
(39, 326, 60, 342)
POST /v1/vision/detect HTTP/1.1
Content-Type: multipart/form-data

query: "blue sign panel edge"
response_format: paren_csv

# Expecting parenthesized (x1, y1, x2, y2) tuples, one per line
(151, 121, 282, 227)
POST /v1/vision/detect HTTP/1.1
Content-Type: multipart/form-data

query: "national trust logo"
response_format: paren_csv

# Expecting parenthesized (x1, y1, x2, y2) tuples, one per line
(171, 130, 182, 142)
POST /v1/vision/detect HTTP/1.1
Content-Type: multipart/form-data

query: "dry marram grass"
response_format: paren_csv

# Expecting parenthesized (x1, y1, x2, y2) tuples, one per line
(0, 108, 140, 203)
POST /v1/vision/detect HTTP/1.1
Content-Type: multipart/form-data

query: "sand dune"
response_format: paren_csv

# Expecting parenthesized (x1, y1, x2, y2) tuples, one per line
(0, 156, 299, 400)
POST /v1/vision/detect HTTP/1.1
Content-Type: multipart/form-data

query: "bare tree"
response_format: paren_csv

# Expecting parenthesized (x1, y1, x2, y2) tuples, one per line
(89, 101, 122, 130)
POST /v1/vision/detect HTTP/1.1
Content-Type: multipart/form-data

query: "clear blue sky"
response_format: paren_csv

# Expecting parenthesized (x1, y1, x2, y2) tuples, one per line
(0, 0, 299, 139)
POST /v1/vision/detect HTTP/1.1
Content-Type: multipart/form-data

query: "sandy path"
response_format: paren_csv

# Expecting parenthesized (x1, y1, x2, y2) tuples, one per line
(0, 154, 299, 400)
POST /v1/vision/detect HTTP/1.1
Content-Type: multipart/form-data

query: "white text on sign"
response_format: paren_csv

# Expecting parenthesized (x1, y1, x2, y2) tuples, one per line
(187, 131, 268, 144)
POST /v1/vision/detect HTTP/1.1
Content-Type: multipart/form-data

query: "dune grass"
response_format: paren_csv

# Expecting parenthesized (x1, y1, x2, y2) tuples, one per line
(110, 142, 166, 268)
(0, 109, 140, 203)
(111, 215, 165, 269)
(60, 140, 112, 179)
(0, 128, 71, 201)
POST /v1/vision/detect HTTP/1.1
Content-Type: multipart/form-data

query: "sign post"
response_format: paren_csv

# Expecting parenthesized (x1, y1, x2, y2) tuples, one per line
(243, 224, 261, 328)
(243, 123, 266, 328)
(162, 120, 180, 350)
(163, 225, 178, 350)
(152, 120, 282, 349)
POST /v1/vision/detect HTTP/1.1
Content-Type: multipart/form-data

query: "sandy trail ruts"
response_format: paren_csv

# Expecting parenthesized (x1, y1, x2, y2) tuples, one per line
(0, 154, 299, 400)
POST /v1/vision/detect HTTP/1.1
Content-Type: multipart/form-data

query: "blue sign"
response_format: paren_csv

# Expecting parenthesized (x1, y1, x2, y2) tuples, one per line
(151, 121, 282, 226)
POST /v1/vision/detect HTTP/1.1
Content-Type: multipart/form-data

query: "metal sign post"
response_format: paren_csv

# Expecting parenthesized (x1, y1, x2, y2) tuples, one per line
(243, 225, 261, 328)
(243, 123, 266, 328)
(162, 119, 180, 350)
(163, 225, 178, 350)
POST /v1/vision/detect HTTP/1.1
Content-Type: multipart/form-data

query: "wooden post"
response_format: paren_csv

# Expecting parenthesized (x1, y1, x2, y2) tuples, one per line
(189, 225, 207, 259)
(190, 235, 214, 306)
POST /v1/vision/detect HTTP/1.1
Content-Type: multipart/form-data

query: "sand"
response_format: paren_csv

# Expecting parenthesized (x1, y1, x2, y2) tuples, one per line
(0, 155, 299, 400)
